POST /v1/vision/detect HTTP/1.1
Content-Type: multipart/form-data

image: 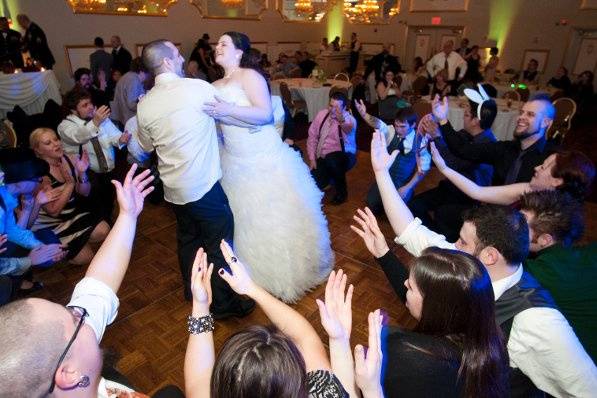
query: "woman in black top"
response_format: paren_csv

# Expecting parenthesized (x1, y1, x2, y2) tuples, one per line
(463, 45, 483, 84)
(352, 208, 508, 398)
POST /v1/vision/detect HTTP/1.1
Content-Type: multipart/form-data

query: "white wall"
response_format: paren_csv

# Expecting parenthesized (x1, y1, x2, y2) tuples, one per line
(4, 0, 597, 90)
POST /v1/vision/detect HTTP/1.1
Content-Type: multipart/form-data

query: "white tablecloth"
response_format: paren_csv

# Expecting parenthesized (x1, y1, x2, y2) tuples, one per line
(0, 70, 62, 119)
(423, 96, 519, 141)
(271, 78, 352, 122)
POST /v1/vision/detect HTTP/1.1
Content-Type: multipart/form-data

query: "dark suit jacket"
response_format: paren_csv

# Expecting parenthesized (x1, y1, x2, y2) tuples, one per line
(89, 49, 112, 83)
(0, 29, 23, 67)
(22, 22, 55, 68)
(111, 46, 132, 74)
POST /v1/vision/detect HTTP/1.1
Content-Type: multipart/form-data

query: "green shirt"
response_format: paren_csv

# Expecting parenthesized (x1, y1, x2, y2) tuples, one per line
(525, 243, 597, 363)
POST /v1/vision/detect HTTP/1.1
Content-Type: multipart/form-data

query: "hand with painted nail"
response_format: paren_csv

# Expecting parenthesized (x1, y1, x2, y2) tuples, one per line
(218, 239, 257, 296)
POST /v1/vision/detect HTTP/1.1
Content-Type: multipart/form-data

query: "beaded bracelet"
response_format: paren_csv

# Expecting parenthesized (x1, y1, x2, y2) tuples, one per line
(187, 314, 215, 334)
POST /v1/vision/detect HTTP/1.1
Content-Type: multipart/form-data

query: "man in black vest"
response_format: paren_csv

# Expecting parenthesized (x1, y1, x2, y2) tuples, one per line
(0, 17, 23, 69)
(355, 131, 597, 397)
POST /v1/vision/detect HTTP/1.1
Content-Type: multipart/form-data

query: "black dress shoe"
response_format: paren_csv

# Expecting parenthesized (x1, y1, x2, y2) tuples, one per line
(212, 298, 256, 320)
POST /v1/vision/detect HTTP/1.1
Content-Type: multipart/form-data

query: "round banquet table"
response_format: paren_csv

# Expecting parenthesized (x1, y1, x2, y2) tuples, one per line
(0, 70, 62, 119)
(423, 96, 520, 141)
(271, 78, 352, 122)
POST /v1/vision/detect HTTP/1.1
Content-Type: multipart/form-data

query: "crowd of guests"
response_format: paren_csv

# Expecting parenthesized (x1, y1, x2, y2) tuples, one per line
(1, 28, 596, 398)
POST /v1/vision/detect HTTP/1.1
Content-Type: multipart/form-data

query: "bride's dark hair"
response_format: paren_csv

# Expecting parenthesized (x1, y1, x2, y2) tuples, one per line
(224, 31, 268, 83)
(224, 31, 260, 70)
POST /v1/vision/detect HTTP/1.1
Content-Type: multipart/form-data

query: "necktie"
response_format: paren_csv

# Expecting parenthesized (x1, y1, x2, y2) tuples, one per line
(504, 150, 525, 184)
(444, 55, 450, 79)
(90, 136, 110, 173)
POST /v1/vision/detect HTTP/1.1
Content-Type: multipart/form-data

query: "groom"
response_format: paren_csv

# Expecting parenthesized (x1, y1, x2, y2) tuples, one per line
(135, 39, 254, 319)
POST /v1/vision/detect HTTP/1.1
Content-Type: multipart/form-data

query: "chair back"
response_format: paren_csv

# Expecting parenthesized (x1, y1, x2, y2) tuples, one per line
(516, 86, 530, 102)
(334, 73, 350, 81)
(412, 76, 429, 95)
(548, 97, 577, 141)
(1, 120, 17, 148)
(502, 90, 521, 103)
(412, 100, 433, 121)
(279, 82, 294, 109)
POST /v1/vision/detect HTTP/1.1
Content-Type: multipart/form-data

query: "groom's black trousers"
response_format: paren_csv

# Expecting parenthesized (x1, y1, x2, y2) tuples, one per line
(172, 182, 240, 312)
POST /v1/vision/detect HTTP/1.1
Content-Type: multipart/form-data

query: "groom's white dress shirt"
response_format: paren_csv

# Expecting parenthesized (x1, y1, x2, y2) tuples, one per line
(136, 72, 221, 205)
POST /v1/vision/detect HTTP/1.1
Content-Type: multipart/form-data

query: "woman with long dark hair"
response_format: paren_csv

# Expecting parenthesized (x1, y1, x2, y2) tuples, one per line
(202, 32, 333, 303)
(351, 209, 508, 397)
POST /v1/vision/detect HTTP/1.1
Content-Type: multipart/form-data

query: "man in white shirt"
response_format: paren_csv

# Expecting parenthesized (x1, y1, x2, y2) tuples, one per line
(0, 165, 154, 397)
(358, 131, 597, 397)
(426, 40, 467, 86)
(58, 88, 130, 223)
(135, 39, 253, 318)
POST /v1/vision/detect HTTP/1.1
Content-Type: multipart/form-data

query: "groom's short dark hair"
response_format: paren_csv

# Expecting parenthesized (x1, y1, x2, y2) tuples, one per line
(142, 39, 174, 74)
(329, 91, 348, 108)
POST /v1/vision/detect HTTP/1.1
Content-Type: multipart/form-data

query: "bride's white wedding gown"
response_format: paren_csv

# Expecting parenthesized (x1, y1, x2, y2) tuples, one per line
(217, 83, 334, 303)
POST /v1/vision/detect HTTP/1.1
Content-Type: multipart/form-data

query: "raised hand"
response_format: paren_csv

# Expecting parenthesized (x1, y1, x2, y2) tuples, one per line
(74, 150, 90, 175)
(316, 269, 354, 341)
(419, 115, 441, 139)
(431, 94, 449, 123)
(190, 247, 214, 309)
(429, 141, 447, 172)
(354, 309, 384, 398)
(112, 164, 155, 218)
(119, 131, 132, 146)
(351, 208, 389, 258)
(203, 95, 234, 119)
(218, 239, 256, 296)
(355, 99, 368, 118)
(370, 131, 398, 173)
(93, 105, 111, 127)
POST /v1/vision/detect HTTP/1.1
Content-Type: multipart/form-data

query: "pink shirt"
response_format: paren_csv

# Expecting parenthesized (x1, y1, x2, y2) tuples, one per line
(307, 109, 357, 162)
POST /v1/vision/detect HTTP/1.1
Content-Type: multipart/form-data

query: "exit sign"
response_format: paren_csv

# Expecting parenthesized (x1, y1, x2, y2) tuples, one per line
(431, 16, 441, 25)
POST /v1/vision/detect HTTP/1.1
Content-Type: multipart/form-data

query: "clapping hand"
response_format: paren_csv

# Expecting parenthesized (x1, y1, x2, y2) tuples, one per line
(354, 309, 384, 398)
(419, 115, 441, 139)
(316, 269, 354, 341)
(112, 164, 155, 218)
(35, 186, 62, 205)
(74, 150, 90, 175)
(119, 131, 132, 145)
(351, 208, 389, 258)
(429, 141, 447, 172)
(190, 247, 214, 310)
(218, 239, 256, 296)
(203, 95, 234, 119)
(371, 131, 398, 173)
(93, 105, 111, 127)
(431, 94, 449, 123)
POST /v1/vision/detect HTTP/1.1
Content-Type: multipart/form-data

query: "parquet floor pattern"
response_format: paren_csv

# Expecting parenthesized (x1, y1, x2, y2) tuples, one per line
(32, 142, 596, 395)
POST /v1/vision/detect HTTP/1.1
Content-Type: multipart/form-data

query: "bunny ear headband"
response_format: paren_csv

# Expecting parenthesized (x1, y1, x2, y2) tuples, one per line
(464, 84, 490, 120)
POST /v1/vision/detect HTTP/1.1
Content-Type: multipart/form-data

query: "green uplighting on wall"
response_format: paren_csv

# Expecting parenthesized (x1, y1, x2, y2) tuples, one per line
(488, 0, 520, 50)
(326, 1, 344, 42)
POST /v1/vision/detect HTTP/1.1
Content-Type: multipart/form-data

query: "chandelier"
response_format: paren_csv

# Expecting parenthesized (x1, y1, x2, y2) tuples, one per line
(357, 0, 379, 15)
(67, 0, 178, 16)
(221, 0, 244, 8)
(294, 0, 313, 15)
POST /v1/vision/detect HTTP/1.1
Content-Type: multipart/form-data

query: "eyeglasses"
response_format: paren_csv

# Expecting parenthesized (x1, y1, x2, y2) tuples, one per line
(48, 305, 88, 393)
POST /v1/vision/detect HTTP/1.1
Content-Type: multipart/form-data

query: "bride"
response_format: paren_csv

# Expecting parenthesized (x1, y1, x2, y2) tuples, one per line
(203, 32, 334, 303)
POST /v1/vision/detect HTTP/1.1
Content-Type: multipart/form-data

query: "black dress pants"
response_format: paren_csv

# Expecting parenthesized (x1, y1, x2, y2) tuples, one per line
(311, 151, 356, 199)
(172, 182, 240, 312)
(87, 170, 116, 224)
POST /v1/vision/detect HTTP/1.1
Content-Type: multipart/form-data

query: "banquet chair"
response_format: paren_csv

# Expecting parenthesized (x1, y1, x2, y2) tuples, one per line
(334, 73, 350, 82)
(502, 90, 521, 103)
(516, 86, 530, 102)
(412, 76, 429, 96)
(547, 97, 577, 142)
(1, 119, 17, 148)
(279, 82, 306, 117)
(412, 100, 432, 122)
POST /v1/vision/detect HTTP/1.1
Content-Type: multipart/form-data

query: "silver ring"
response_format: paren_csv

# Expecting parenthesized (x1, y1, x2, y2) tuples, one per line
(230, 256, 238, 263)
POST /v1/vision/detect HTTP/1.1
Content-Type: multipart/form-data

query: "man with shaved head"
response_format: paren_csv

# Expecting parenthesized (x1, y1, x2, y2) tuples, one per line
(0, 165, 153, 397)
(426, 39, 467, 86)
(436, 93, 558, 185)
